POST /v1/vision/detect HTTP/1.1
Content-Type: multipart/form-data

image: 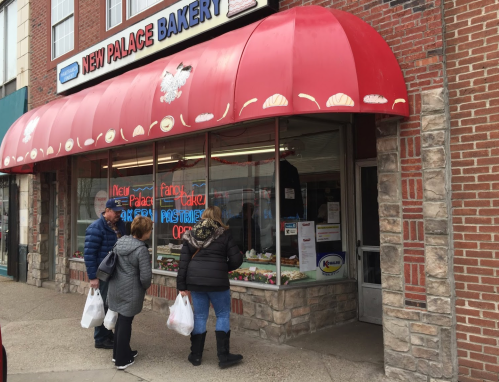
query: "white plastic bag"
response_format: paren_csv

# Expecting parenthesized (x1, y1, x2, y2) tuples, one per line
(167, 294, 194, 336)
(81, 288, 105, 329)
(104, 309, 118, 330)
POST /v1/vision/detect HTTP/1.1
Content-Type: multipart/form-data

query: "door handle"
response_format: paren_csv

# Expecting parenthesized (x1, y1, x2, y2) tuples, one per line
(356, 240, 361, 261)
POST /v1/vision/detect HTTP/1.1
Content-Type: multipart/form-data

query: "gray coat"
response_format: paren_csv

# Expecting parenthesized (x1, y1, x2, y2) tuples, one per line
(108, 236, 152, 317)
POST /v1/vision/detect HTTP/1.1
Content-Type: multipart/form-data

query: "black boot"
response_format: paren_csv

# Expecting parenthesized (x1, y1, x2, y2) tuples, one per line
(188, 332, 207, 366)
(215, 330, 243, 369)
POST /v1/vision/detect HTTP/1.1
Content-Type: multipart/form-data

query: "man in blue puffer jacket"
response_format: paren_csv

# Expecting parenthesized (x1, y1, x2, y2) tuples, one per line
(84, 198, 126, 349)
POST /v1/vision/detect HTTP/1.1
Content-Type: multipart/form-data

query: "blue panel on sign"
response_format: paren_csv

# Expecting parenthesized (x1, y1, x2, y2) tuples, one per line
(59, 62, 79, 84)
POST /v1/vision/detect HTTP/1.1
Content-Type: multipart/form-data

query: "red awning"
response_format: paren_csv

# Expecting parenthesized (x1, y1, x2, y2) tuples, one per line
(0, 6, 408, 172)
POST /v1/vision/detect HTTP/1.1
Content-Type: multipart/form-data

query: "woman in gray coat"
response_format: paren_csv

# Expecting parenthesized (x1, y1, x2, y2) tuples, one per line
(108, 215, 152, 370)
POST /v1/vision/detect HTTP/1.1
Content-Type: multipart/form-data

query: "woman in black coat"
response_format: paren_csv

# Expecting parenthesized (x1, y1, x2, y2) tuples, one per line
(177, 206, 243, 368)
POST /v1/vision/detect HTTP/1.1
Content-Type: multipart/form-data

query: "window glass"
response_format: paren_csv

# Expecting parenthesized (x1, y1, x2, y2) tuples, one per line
(128, 0, 160, 18)
(6, 0, 16, 81)
(110, 144, 154, 248)
(154, 136, 206, 272)
(107, 0, 122, 29)
(74, 153, 108, 257)
(53, 16, 74, 59)
(278, 117, 346, 284)
(51, 0, 73, 59)
(209, 121, 279, 285)
(51, 0, 73, 25)
(0, 10, 4, 85)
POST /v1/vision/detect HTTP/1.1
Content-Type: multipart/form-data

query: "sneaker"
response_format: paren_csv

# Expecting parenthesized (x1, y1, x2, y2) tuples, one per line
(113, 350, 137, 363)
(95, 338, 114, 349)
(116, 360, 134, 370)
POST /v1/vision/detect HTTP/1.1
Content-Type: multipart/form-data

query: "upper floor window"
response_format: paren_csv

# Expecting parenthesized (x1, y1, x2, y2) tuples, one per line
(107, 0, 122, 30)
(0, 0, 17, 98)
(128, 0, 160, 19)
(51, 0, 74, 59)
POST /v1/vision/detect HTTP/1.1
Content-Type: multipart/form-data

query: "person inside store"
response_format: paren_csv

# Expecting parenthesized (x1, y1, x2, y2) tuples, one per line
(226, 202, 261, 254)
(108, 215, 152, 370)
(177, 206, 244, 368)
(84, 198, 126, 349)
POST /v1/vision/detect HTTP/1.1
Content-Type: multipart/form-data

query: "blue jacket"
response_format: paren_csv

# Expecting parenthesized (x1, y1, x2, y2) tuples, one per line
(84, 214, 126, 280)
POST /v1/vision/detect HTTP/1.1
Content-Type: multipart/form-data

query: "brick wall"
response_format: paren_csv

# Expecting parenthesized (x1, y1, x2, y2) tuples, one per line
(445, 0, 499, 381)
(31, 0, 101, 109)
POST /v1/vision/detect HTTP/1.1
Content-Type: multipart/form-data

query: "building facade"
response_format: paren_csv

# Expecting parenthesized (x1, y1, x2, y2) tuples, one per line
(0, 0, 31, 280)
(0, 1, 497, 381)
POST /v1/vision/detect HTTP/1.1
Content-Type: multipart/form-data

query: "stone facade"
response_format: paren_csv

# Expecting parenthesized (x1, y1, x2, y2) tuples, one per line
(376, 87, 455, 382)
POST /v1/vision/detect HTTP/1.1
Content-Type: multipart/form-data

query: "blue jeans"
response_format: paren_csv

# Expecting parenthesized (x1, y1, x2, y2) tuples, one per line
(94, 280, 113, 344)
(190, 290, 231, 335)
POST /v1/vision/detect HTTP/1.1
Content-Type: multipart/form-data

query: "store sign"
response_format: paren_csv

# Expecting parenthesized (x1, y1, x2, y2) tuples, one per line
(316, 252, 346, 280)
(56, 0, 274, 93)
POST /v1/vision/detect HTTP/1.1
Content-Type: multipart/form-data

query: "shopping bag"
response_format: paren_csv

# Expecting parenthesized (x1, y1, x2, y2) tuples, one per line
(81, 288, 105, 329)
(103, 309, 118, 330)
(166, 294, 194, 336)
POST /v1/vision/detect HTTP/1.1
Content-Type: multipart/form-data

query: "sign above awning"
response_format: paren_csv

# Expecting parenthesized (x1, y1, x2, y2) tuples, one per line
(56, 0, 277, 93)
(0, 6, 409, 173)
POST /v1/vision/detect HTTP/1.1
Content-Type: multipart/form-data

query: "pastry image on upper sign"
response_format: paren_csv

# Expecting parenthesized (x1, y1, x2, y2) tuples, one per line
(17, 156, 24, 162)
(65, 138, 74, 152)
(263, 94, 288, 109)
(195, 113, 214, 123)
(84, 139, 94, 146)
(30, 148, 38, 160)
(326, 93, 354, 107)
(47, 146, 54, 155)
(227, 0, 257, 17)
(160, 63, 192, 104)
(3, 157, 9, 167)
(363, 94, 388, 104)
(105, 129, 116, 143)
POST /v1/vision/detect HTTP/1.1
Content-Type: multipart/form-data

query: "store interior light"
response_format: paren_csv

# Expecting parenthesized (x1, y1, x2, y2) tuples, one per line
(103, 154, 181, 169)
(184, 146, 286, 160)
(102, 146, 287, 169)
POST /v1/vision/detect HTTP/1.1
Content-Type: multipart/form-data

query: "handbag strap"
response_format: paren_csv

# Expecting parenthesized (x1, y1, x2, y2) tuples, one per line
(191, 247, 201, 259)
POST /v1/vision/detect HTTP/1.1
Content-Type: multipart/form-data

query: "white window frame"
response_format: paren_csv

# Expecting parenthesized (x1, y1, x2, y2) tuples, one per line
(106, 0, 122, 31)
(127, 0, 161, 20)
(0, 0, 17, 99)
(51, 0, 74, 60)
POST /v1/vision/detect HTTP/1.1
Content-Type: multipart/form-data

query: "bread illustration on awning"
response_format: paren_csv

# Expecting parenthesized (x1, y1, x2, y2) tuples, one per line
(65, 139, 74, 152)
(195, 113, 214, 123)
(326, 93, 354, 107)
(263, 94, 288, 109)
(160, 116, 174, 132)
(133, 125, 145, 137)
(227, 0, 258, 18)
(363, 94, 388, 104)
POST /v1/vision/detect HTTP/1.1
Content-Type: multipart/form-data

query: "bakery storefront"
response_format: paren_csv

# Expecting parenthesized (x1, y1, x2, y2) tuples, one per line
(0, 5, 408, 342)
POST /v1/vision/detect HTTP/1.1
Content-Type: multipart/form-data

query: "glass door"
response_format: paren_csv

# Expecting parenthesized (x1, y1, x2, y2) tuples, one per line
(356, 161, 381, 324)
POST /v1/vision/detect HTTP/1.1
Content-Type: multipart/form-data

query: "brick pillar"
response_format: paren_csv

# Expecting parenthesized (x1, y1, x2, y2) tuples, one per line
(378, 99, 455, 380)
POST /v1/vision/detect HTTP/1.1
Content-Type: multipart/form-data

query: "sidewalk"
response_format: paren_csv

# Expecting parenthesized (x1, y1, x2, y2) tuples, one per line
(0, 277, 394, 382)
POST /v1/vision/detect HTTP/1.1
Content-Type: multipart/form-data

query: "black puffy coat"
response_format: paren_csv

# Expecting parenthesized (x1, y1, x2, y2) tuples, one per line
(177, 230, 243, 292)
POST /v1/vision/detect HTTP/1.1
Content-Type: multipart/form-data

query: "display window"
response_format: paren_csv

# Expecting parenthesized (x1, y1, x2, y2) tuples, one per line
(278, 118, 346, 283)
(71, 117, 348, 286)
(209, 121, 279, 284)
(110, 143, 154, 247)
(154, 135, 206, 272)
(73, 152, 108, 257)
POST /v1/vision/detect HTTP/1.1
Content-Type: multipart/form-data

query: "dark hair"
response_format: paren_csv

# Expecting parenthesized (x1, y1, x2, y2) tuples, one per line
(131, 215, 153, 239)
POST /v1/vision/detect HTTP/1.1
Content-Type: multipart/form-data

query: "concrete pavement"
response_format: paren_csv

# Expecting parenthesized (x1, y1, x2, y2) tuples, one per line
(0, 276, 395, 382)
